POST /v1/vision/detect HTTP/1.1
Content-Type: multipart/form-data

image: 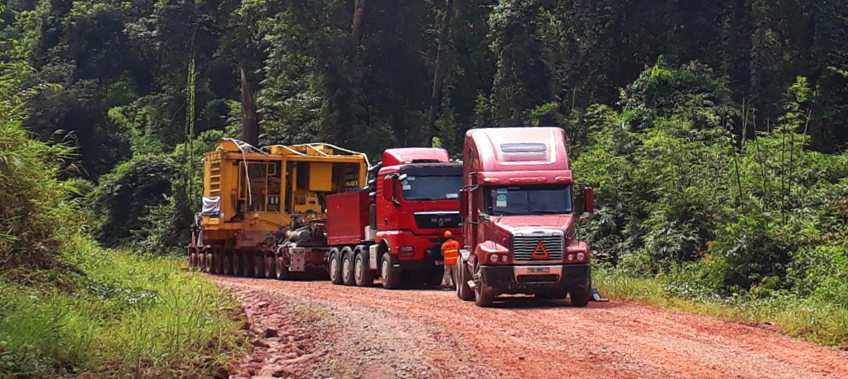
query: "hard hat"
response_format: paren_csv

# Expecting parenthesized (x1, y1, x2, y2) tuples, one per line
(444, 230, 452, 238)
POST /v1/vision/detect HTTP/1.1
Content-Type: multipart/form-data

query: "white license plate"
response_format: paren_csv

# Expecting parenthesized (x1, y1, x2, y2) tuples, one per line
(435, 260, 444, 265)
(528, 267, 551, 273)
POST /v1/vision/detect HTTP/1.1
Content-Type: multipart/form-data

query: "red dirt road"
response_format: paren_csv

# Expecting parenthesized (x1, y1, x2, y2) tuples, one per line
(212, 275, 848, 379)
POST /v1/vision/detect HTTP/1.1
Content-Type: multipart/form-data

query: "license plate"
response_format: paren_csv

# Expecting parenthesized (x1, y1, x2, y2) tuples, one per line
(435, 260, 444, 265)
(528, 267, 551, 273)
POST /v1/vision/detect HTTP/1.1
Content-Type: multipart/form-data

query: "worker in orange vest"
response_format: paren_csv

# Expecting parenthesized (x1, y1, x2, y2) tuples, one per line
(441, 230, 459, 289)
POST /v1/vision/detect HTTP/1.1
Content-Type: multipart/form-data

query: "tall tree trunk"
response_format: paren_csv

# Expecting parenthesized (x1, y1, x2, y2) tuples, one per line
(352, 0, 367, 46)
(426, 0, 456, 146)
(240, 66, 260, 146)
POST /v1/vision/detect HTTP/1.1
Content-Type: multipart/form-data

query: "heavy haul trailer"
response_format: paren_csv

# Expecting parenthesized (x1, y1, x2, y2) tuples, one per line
(325, 148, 464, 289)
(456, 127, 595, 307)
(187, 139, 368, 278)
(188, 141, 463, 288)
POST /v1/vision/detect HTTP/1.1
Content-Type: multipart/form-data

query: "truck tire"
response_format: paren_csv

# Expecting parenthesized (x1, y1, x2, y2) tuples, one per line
(213, 251, 221, 274)
(275, 257, 290, 280)
(342, 248, 356, 286)
(425, 268, 444, 287)
(243, 253, 253, 277)
(381, 253, 401, 289)
(232, 252, 241, 276)
(354, 252, 375, 287)
(329, 248, 343, 285)
(253, 255, 265, 278)
(204, 253, 212, 273)
(264, 255, 274, 279)
(570, 286, 591, 307)
(473, 263, 495, 307)
(456, 261, 474, 301)
(223, 254, 231, 275)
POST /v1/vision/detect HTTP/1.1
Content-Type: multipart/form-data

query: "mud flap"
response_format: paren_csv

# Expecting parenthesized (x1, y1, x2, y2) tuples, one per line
(590, 288, 609, 302)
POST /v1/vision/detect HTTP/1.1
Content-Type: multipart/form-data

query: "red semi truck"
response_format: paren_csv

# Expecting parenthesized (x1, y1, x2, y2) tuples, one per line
(325, 148, 464, 289)
(455, 127, 595, 307)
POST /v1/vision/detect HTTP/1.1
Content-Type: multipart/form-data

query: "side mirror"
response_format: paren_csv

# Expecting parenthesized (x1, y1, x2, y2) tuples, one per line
(389, 175, 400, 206)
(580, 186, 594, 223)
(367, 178, 377, 187)
(382, 177, 393, 202)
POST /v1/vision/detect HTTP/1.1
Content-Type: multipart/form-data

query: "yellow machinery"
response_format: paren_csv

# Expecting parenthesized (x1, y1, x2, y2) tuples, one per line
(188, 139, 368, 278)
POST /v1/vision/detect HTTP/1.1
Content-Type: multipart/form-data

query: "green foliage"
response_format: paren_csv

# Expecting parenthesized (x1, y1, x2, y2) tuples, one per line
(577, 63, 848, 314)
(0, 62, 79, 271)
(89, 155, 180, 248)
(0, 236, 241, 377)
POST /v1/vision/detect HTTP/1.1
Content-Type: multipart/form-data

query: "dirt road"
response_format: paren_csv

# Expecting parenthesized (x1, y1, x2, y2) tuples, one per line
(212, 276, 848, 379)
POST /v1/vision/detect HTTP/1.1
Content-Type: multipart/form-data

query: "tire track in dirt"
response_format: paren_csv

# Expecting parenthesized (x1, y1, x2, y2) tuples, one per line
(213, 276, 848, 379)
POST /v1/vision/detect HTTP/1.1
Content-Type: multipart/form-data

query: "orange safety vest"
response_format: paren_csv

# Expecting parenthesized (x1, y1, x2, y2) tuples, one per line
(441, 239, 459, 265)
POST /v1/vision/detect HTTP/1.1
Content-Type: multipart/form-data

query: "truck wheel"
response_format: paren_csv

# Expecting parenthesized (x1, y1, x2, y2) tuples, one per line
(381, 253, 401, 289)
(223, 254, 231, 275)
(456, 262, 474, 301)
(473, 264, 495, 307)
(425, 268, 444, 287)
(342, 249, 356, 286)
(253, 255, 265, 278)
(329, 249, 343, 285)
(232, 252, 241, 276)
(275, 257, 290, 280)
(264, 256, 274, 279)
(570, 287, 591, 307)
(354, 252, 375, 287)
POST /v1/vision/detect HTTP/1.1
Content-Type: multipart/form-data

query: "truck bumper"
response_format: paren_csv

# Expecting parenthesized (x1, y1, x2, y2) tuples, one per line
(397, 242, 445, 271)
(479, 264, 591, 296)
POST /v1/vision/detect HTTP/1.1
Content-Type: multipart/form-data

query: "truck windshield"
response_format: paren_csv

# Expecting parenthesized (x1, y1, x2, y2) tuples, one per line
(401, 175, 463, 201)
(485, 185, 573, 215)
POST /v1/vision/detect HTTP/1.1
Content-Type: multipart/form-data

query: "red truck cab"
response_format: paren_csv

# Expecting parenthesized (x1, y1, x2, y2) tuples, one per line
(456, 127, 595, 307)
(326, 148, 464, 289)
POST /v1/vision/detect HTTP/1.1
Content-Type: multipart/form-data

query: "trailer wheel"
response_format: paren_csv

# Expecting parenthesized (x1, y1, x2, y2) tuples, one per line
(381, 253, 401, 289)
(275, 257, 290, 280)
(354, 252, 374, 287)
(205, 253, 213, 273)
(253, 254, 265, 278)
(329, 248, 342, 285)
(456, 261, 474, 301)
(264, 255, 274, 279)
(223, 253, 231, 275)
(473, 263, 495, 307)
(232, 251, 241, 276)
(341, 248, 356, 286)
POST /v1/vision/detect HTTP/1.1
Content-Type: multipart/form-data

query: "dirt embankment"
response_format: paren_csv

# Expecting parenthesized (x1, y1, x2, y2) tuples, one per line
(214, 276, 848, 379)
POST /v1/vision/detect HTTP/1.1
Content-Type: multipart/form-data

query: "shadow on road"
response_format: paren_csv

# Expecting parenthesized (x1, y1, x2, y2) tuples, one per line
(483, 296, 625, 310)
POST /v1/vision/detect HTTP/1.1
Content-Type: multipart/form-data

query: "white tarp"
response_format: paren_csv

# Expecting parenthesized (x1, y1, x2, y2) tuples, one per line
(201, 196, 221, 217)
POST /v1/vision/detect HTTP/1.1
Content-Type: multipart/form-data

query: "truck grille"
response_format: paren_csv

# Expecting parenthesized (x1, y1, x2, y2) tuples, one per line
(414, 212, 461, 229)
(512, 234, 564, 261)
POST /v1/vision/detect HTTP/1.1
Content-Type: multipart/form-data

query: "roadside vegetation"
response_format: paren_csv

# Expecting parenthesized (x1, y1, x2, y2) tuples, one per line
(578, 61, 848, 347)
(0, 63, 241, 378)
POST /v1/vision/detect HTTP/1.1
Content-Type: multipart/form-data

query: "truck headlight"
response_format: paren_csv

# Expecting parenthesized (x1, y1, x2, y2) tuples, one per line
(567, 254, 575, 262)
(501, 255, 509, 263)
(490, 254, 499, 263)
(577, 252, 585, 261)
